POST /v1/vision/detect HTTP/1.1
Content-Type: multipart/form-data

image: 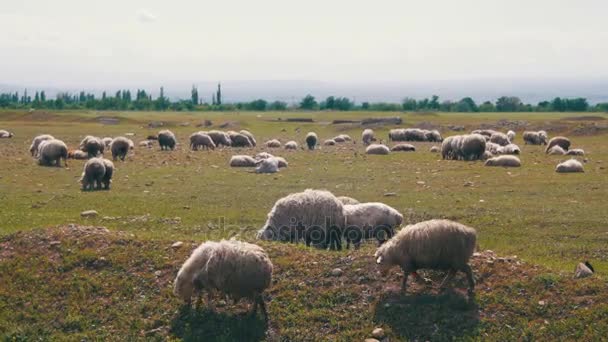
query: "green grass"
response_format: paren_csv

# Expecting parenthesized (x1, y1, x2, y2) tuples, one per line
(0, 109, 607, 340)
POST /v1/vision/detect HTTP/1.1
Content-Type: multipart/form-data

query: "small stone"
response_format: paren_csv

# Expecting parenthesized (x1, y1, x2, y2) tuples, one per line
(365, 339, 380, 342)
(331, 268, 343, 277)
(574, 262, 593, 279)
(384, 192, 397, 197)
(372, 327, 385, 339)
(154, 270, 162, 277)
(172, 241, 184, 249)
(80, 210, 98, 218)
(464, 181, 474, 187)
(473, 252, 481, 257)
(538, 300, 546, 306)
(49, 241, 61, 246)
(416, 181, 425, 185)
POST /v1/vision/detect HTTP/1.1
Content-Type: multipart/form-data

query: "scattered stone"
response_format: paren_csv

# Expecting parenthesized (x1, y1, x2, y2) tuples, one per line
(574, 262, 594, 279)
(80, 210, 98, 218)
(49, 241, 61, 246)
(416, 181, 425, 185)
(464, 181, 474, 187)
(172, 241, 184, 249)
(538, 300, 546, 306)
(372, 328, 385, 339)
(384, 192, 397, 197)
(154, 270, 162, 277)
(365, 339, 380, 342)
(331, 268, 343, 277)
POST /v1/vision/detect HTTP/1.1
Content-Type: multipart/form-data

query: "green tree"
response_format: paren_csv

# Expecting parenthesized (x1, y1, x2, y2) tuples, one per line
(496, 96, 522, 112)
(299, 94, 317, 110)
(191, 85, 199, 105)
(402, 98, 417, 111)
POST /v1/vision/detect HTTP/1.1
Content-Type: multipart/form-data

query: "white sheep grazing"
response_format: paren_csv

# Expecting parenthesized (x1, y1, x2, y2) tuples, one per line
(507, 130, 516, 142)
(207, 130, 232, 147)
(158, 130, 177, 150)
(255, 157, 280, 174)
(265, 139, 281, 148)
(110, 137, 134, 161)
(375, 219, 477, 294)
(391, 144, 416, 152)
(489, 132, 510, 146)
(323, 139, 336, 146)
(38, 139, 68, 167)
(79, 135, 105, 157)
(101, 159, 114, 190)
(546, 136, 571, 153)
(305, 132, 318, 150)
(0, 130, 14, 138)
(484, 155, 521, 167)
(239, 130, 257, 147)
(362, 129, 375, 145)
(547, 145, 566, 155)
(284, 141, 298, 150)
(102, 137, 114, 148)
(173, 240, 273, 318)
(430, 146, 440, 153)
(366, 144, 390, 155)
(229, 155, 257, 167)
(458, 134, 486, 160)
(80, 158, 106, 190)
(441, 135, 461, 160)
(556, 159, 584, 173)
(501, 143, 521, 155)
(566, 148, 585, 156)
(337, 196, 360, 205)
(343, 202, 403, 249)
(523, 131, 546, 145)
(29, 134, 55, 156)
(189, 132, 216, 151)
(257, 189, 345, 250)
(230, 133, 254, 148)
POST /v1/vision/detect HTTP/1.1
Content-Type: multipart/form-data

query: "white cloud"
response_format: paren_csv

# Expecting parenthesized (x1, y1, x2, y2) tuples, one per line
(137, 9, 157, 23)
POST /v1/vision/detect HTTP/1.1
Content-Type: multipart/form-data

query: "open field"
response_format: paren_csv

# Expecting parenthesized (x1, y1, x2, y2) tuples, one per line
(1, 110, 608, 340)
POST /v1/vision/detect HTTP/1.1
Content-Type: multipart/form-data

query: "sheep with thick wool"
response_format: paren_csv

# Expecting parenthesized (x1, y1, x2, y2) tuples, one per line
(507, 130, 516, 142)
(80, 158, 105, 190)
(424, 130, 443, 142)
(189, 132, 216, 151)
(305, 132, 318, 150)
(206, 130, 232, 147)
(556, 159, 584, 173)
(375, 219, 477, 294)
(547, 145, 566, 155)
(68, 150, 89, 160)
(110, 137, 134, 161)
(0, 130, 13, 138)
(484, 155, 521, 167)
(333, 135, 346, 143)
(229, 155, 257, 167)
(523, 131, 547, 145)
(323, 139, 336, 146)
(337, 196, 359, 205)
(173, 239, 273, 318)
(265, 139, 281, 148)
(239, 130, 257, 147)
(38, 139, 68, 167)
(257, 189, 345, 250)
(391, 144, 416, 152)
(158, 130, 177, 150)
(441, 135, 461, 160)
(546, 136, 571, 153)
(362, 129, 375, 145)
(229, 132, 254, 147)
(102, 137, 113, 148)
(343, 202, 403, 249)
(566, 148, 585, 156)
(79, 135, 105, 157)
(501, 143, 521, 155)
(366, 144, 390, 155)
(490, 132, 510, 146)
(29, 134, 54, 156)
(284, 141, 298, 150)
(458, 134, 486, 160)
(255, 157, 280, 174)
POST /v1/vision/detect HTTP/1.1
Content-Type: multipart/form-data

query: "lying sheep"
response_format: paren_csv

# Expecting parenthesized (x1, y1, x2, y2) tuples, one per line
(481, 150, 494, 160)
(139, 140, 154, 148)
(366, 144, 390, 155)
(265, 139, 281, 148)
(362, 129, 375, 145)
(110, 137, 134, 161)
(471, 129, 497, 139)
(80, 158, 106, 190)
(80, 135, 105, 157)
(240, 130, 257, 147)
(391, 144, 416, 152)
(343, 202, 403, 249)
(29, 134, 55, 156)
(229, 155, 257, 167)
(275, 157, 288, 168)
(501, 143, 521, 155)
(255, 157, 280, 174)
(255, 152, 274, 160)
(333, 135, 346, 143)
(484, 155, 521, 167)
(337, 196, 359, 205)
(173, 240, 273, 318)
(547, 145, 566, 155)
(485, 142, 503, 155)
(523, 131, 547, 145)
(323, 139, 336, 146)
(284, 141, 298, 150)
(257, 189, 345, 250)
(68, 149, 89, 160)
(566, 148, 585, 156)
(158, 130, 177, 150)
(546, 136, 571, 153)
(375, 219, 477, 294)
(430, 146, 440, 153)
(38, 139, 68, 167)
(207, 130, 232, 147)
(556, 159, 584, 173)
(0, 130, 14, 138)
(425, 130, 443, 142)
(336, 134, 352, 141)
(190, 132, 216, 151)
(507, 130, 516, 142)
(489, 132, 510, 146)
(147, 135, 158, 140)
(305, 132, 318, 150)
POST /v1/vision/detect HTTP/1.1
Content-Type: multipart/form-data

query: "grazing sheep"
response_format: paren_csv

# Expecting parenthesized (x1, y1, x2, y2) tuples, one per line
(441, 136, 461, 160)
(343, 202, 403, 249)
(239, 130, 257, 147)
(80, 158, 106, 190)
(190, 132, 216, 151)
(29, 134, 55, 156)
(101, 159, 114, 190)
(425, 130, 443, 142)
(284, 141, 298, 150)
(546, 136, 571, 153)
(459, 134, 486, 161)
(173, 240, 273, 318)
(430, 146, 440, 153)
(38, 139, 68, 167)
(323, 139, 336, 146)
(265, 139, 281, 148)
(0, 130, 14, 138)
(207, 130, 232, 147)
(68, 149, 89, 160)
(374, 219, 477, 294)
(337, 196, 360, 205)
(507, 130, 516, 142)
(366, 144, 390, 155)
(257, 189, 345, 250)
(556, 159, 584, 173)
(275, 157, 288, 168)
(255, 157, 280, 174)
(388, 129, 406, 142)
(489, 132, 510, 146)
(230, 133, 254, 148)
(362, 129, 375, 145)
(139, 140, 154, 148)
(79, 135, 105, 157)
(566, 148, 585, 156)
(102, 137, 114, 148)
(501, 143, 521, 155)
(484, 155, 521, 167)
(305, 132, 318, 150)
(391, 144, 416, 152)
(110, 137, 134, 161)
(523, 131, 546, 145)
(229, 155, 257, 167)
(485, 142, 503, 155)
(538, 130, 548, 142)
(158, 130, 177, 150)
(547, 145, 566, 155)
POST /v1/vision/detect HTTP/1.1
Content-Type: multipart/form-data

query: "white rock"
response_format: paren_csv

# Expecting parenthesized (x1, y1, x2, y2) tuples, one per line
(80, 210, 98, 218)
(574, 262, 593, 279)
(372, 327, 385, 339)
(171, 241, 184, 249)
(331, 268, 343, 277)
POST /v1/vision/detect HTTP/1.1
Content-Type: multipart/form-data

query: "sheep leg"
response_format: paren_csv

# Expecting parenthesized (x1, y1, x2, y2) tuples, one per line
(439, 269, 456, 290)
(401, 271, 409, 291)
(463, 264, 475, 295)
(255, 294, 268, 320)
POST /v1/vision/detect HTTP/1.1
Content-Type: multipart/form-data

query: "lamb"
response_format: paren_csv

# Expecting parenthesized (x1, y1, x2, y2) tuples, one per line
(429, 146, 440, 153)
(555, 159, 584, 173)
(546, 136, 571, 153)
(305, 132, 318, 150)
(229, 155, 257, 167)
(337, 196, 360, 205)
(29, 134, 54, 156)
(206, 130, 232, 147)
(38, 139, 68, 167)
(547, 145, 566, 155)
(173, 239, 273, 318)
(79, 135, 104, 157)
(523, 131, 547, 145)
(110, 137, 134, 161)
(489, 132, 510, 146)
(484, 155, 521, 167)
(239, 130, 257, 147)
(158, 130, 177, 150)
(265, 139, 281, 148)
(68, 149, 89, 160)
(391, 144, 416, 152)
(343, 202, 403, 249)
(230, 132, 254, 148)
(374, 219, 477, 294)
(366, 144, 390, 155)
(501, 143, 521, 155)
(102, 137, 114, 148)
(323, 139, 336, 146)
(284, 141, 298, 150)
(257, 189, 345, 250)
(566, 148, 585, 156)
(255, 157, 280, 174)
(507, 130, 516, 142)
(362, 129, 375, 145)
(0, 130, 14, 138)
(189, 132, 216, 151)
(80, 158, 106, 190)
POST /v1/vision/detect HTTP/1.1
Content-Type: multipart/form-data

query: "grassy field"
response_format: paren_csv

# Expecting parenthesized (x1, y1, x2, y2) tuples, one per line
(1, 109, 607, 340)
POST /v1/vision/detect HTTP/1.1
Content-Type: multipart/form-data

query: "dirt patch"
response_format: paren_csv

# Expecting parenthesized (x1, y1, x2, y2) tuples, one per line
(569, 123, 608, 136)
(562, 116, 606, 121)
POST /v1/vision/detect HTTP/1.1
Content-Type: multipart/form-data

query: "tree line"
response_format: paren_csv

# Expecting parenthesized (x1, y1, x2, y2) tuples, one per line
(0, 86, 606, 112)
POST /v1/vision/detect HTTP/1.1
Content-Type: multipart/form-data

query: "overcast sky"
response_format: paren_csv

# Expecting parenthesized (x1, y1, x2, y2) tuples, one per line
(2, 0, 607, 89)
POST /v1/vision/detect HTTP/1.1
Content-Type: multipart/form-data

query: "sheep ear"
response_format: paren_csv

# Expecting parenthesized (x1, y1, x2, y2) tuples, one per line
(376, 256, 383, 264)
